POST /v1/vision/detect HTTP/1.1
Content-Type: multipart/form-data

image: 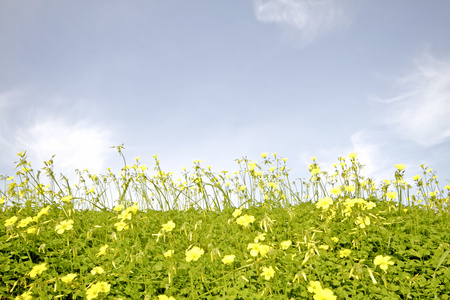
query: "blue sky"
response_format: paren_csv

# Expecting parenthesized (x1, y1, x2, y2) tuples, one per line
(1, 0, 450, 184)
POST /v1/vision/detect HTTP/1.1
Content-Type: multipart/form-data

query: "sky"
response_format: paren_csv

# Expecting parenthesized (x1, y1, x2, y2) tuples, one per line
(1, 0, 450, 185)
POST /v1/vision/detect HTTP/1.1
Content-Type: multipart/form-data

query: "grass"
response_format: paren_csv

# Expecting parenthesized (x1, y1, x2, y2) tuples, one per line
(1, 146, 449, 299)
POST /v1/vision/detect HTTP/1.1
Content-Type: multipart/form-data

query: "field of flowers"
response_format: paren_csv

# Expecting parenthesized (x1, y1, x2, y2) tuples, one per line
(1, 146, 449, 299)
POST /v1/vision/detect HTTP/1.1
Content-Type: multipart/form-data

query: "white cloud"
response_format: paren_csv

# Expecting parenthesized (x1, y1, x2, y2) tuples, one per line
(349, 131, 392, 180)
(296, 130, 392, 181)
(379, 53, 450, 146)
(253, 0, 351, 46)
(15, 117, 113, 175)
(0, 89, 117, 177)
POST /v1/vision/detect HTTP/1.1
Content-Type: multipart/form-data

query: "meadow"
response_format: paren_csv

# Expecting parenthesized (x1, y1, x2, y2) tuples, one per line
(1, 145, 449, 299)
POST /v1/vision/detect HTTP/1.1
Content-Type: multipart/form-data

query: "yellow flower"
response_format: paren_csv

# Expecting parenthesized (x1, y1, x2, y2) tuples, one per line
(330, 187, 342, 196)
(260, 266, 275, 280)
(319, 245, 329, 250)
(353, 198, 366, 206)
(248, 243, 270, 257)
(14, 291, 33, 300)
(259, 244, 271, 257)
(261, 152, 268, 158)
(61, 273, 77, 284)
(186, 246, 204, 262)
(158, 295, 176, 300)
(113, 204, 125, 212)
(164, 250, 174, 258)
(248, 243, 260, 257)
(267, 182, 278, 189)
(232, 208, 242, 218)
(444, 185, 450, 190)
(0, 196, 5, 205)
(138, 165, 148, 171)
(374, 255, 394, 272)
(344, 198, 356, 208)
(127, 203, 139, 214)
(355, 216, 370, 228)
(60, 195, 73, 203)
(307, 281, 322, 293)
(118, 210, 132, 220)
(55, 219, 74, 234)
(17, 217, 34, 228)
(412, 175, 421, 181)
(86, 284, 99, 300)
(280, 240, 292, 250)
(314, 288, 337, 300)
(221, 254, 235, 265)
(84, 281, 110, 300)
(386, 192, 397, 199)
(315, 197, 333, 210)
(331, 237, 339, 243)
(5, 216, 18, 227)
(339, 249, 352, 258)
(114, 221, 129, 231)
(96, 281, 110, 293)
(236, 214, 255, 228)
(254, 233, 266, 243)
(161, 221, 176, 232)
(29, 263, 47, 278)
(395, 164, 406, 170)
(26, 226, 37, 234)
(37, 206, 50, 218)
(344, 185, 355, 192)
(364, 201, 376, 210)
(96, 245, 109, 257)
(91, 266, 105, 275)
(310, 168, 320, 175)
(348, 153, 357, 159)
(248, 162, 257, 171)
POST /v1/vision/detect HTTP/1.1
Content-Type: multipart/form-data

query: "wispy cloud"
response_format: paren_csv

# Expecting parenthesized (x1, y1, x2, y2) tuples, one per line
(379, 53, 450, 147)
(253, 0, 351, 46)
(15, 117, 113, 176)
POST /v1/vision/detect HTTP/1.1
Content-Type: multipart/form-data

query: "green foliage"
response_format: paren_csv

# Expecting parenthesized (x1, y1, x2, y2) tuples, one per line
(0, 149, 449, 299)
